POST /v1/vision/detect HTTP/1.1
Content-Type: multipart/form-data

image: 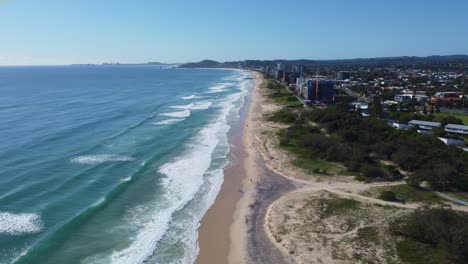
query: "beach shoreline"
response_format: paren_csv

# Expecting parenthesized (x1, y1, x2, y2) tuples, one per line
(195, 70, 252, 264)
(196, 71, 294, 264)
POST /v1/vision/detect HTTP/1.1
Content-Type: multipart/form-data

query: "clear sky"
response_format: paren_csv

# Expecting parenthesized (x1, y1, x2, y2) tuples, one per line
(1, 0, 468, 65)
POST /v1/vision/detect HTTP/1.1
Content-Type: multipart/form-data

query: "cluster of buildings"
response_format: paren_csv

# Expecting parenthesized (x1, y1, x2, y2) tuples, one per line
(251, 62, 468, 149)
(393, 91, 429, 103)
(392, 119, 468, 148)
(267, 63, 348, 104)
(391, 90, 467, 104)
(347, 68, 466, 108)
(254, 63, 468, 111)
(295, 79, 335, 102)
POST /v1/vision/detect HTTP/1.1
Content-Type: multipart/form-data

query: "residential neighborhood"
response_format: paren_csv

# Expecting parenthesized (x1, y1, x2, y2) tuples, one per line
(246, 60, 468, 150)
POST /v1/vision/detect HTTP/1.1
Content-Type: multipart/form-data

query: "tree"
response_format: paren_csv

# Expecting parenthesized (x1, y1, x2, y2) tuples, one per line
(439, 116, 463, 126)
(335, 102, 349, 114)
(435, 101, 441, 112)
(371, 96, 384, 117)
(409, 98, 417, 112)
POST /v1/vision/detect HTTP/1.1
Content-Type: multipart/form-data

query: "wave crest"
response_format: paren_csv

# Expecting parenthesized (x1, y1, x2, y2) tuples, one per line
(182, 94, 207, 100)
(152, 119, 184, 125)
(71, 155, 136, 165)
(159, 110, 191, 118)
(170, 101, 212, 111)
(206, 82, 234, 93)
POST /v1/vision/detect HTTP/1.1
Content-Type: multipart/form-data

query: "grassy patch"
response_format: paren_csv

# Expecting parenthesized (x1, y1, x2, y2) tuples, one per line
(374, 203, 397, 210)
(379, 190, 399, 202)
(396, 239, 436, 264)
(268, 109, 298, 124)
(338, 169, 361, 177)
(396, 238, 451, 264)
(356, 226, 379, 244)
(372, 184, 441, 203)
(446, 192, 468, 202)
(289, 149, 342, 175)
(433, 112, 468, 125)
(264, 80, 302, 107)
(354, 175, 368, 182)
(393, 207, 468, 263)
(275, 124, 345, 176)
(268, 91, 302, 107)
(318, 197, 360, 217)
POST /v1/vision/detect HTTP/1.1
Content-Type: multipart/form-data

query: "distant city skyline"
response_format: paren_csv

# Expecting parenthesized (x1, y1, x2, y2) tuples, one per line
(1, 0, 468, 65)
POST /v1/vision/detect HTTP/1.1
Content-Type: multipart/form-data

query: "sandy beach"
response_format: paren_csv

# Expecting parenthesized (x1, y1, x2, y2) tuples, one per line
(195, 72, 251, 264)
(196, 71, 295, 264)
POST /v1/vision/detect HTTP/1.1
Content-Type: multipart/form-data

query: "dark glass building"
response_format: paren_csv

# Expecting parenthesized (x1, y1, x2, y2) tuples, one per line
(336, 71, 351, 80)
(305, 80, 335, 102)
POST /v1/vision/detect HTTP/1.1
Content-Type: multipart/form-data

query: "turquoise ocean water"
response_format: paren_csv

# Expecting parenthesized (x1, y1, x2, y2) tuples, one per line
(0, 66, 252, 264)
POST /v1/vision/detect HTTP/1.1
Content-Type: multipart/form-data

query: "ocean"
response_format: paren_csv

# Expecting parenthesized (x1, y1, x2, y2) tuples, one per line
(0, 66, 252, 264)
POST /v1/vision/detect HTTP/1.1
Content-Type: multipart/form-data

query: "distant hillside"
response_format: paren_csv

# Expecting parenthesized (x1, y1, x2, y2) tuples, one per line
(179, 55, 468, 68)
(178, 60, 237, 68)
(71, 62, 176, 67)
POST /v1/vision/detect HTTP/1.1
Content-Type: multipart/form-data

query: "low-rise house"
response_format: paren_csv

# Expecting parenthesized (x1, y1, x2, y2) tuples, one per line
(394, 93, 414, 102)
(419, 130, 435, 136)
(408, 120, 441, 130)
(445, 124, 468, 135)
(438, 137, 465, 147)
(431, 92, 464, 103)
(393, 122, 411, 130)
(415, 94, 429, 101)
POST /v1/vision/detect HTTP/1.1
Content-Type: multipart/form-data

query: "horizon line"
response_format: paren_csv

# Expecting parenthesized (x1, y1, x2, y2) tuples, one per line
(1, 54, 468, 67)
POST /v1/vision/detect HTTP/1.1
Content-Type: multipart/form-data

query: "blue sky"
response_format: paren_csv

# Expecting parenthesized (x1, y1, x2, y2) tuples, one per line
(1, 0, 468, 65)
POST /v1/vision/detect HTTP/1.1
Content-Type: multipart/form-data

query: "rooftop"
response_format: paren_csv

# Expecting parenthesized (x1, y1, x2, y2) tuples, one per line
(409, 120, 442, 127)
(445, 124, 468, 130)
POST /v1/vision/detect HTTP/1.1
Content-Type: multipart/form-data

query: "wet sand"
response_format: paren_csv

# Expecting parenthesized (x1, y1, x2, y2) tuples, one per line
(196, 71, 252, 264)
(196, 71, 295, 264)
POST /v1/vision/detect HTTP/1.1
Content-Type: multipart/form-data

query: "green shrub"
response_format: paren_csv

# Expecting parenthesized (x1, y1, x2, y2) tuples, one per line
(268, 109, 297, 123)
(361, 164, 386, 179)
(393, 207, 468, 263)
(379, 191, 398, 202)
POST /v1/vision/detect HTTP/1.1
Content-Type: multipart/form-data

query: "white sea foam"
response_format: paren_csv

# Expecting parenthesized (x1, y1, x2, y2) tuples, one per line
(0, 212, 44, 235)
(206, 82, 234, 93)
(159, 110, 191, 118)
(170, 101, 212, 111)
(191, 101, 212, 110)
(151, 119, 183, 125)
(182, 94, 204, 100)
(182, 95, 196, 100)
(121, 176, 132, 182)
(110, 121, 222, 264)
(169, 78, 251, 263)
(71, 155, 136, 165)
(91, 198, 107, 207)
(109, 70, 253, 264)
(170, 103, 194, 110)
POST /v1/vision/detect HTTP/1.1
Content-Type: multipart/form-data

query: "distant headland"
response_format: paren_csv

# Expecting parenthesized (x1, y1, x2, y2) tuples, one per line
(179, 55, 468, 68)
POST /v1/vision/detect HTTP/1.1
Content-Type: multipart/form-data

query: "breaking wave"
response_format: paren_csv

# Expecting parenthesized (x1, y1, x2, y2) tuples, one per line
(159, 110, 191, 118)
(71, 155, 136, 165)
(152, 119, 184, 125)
